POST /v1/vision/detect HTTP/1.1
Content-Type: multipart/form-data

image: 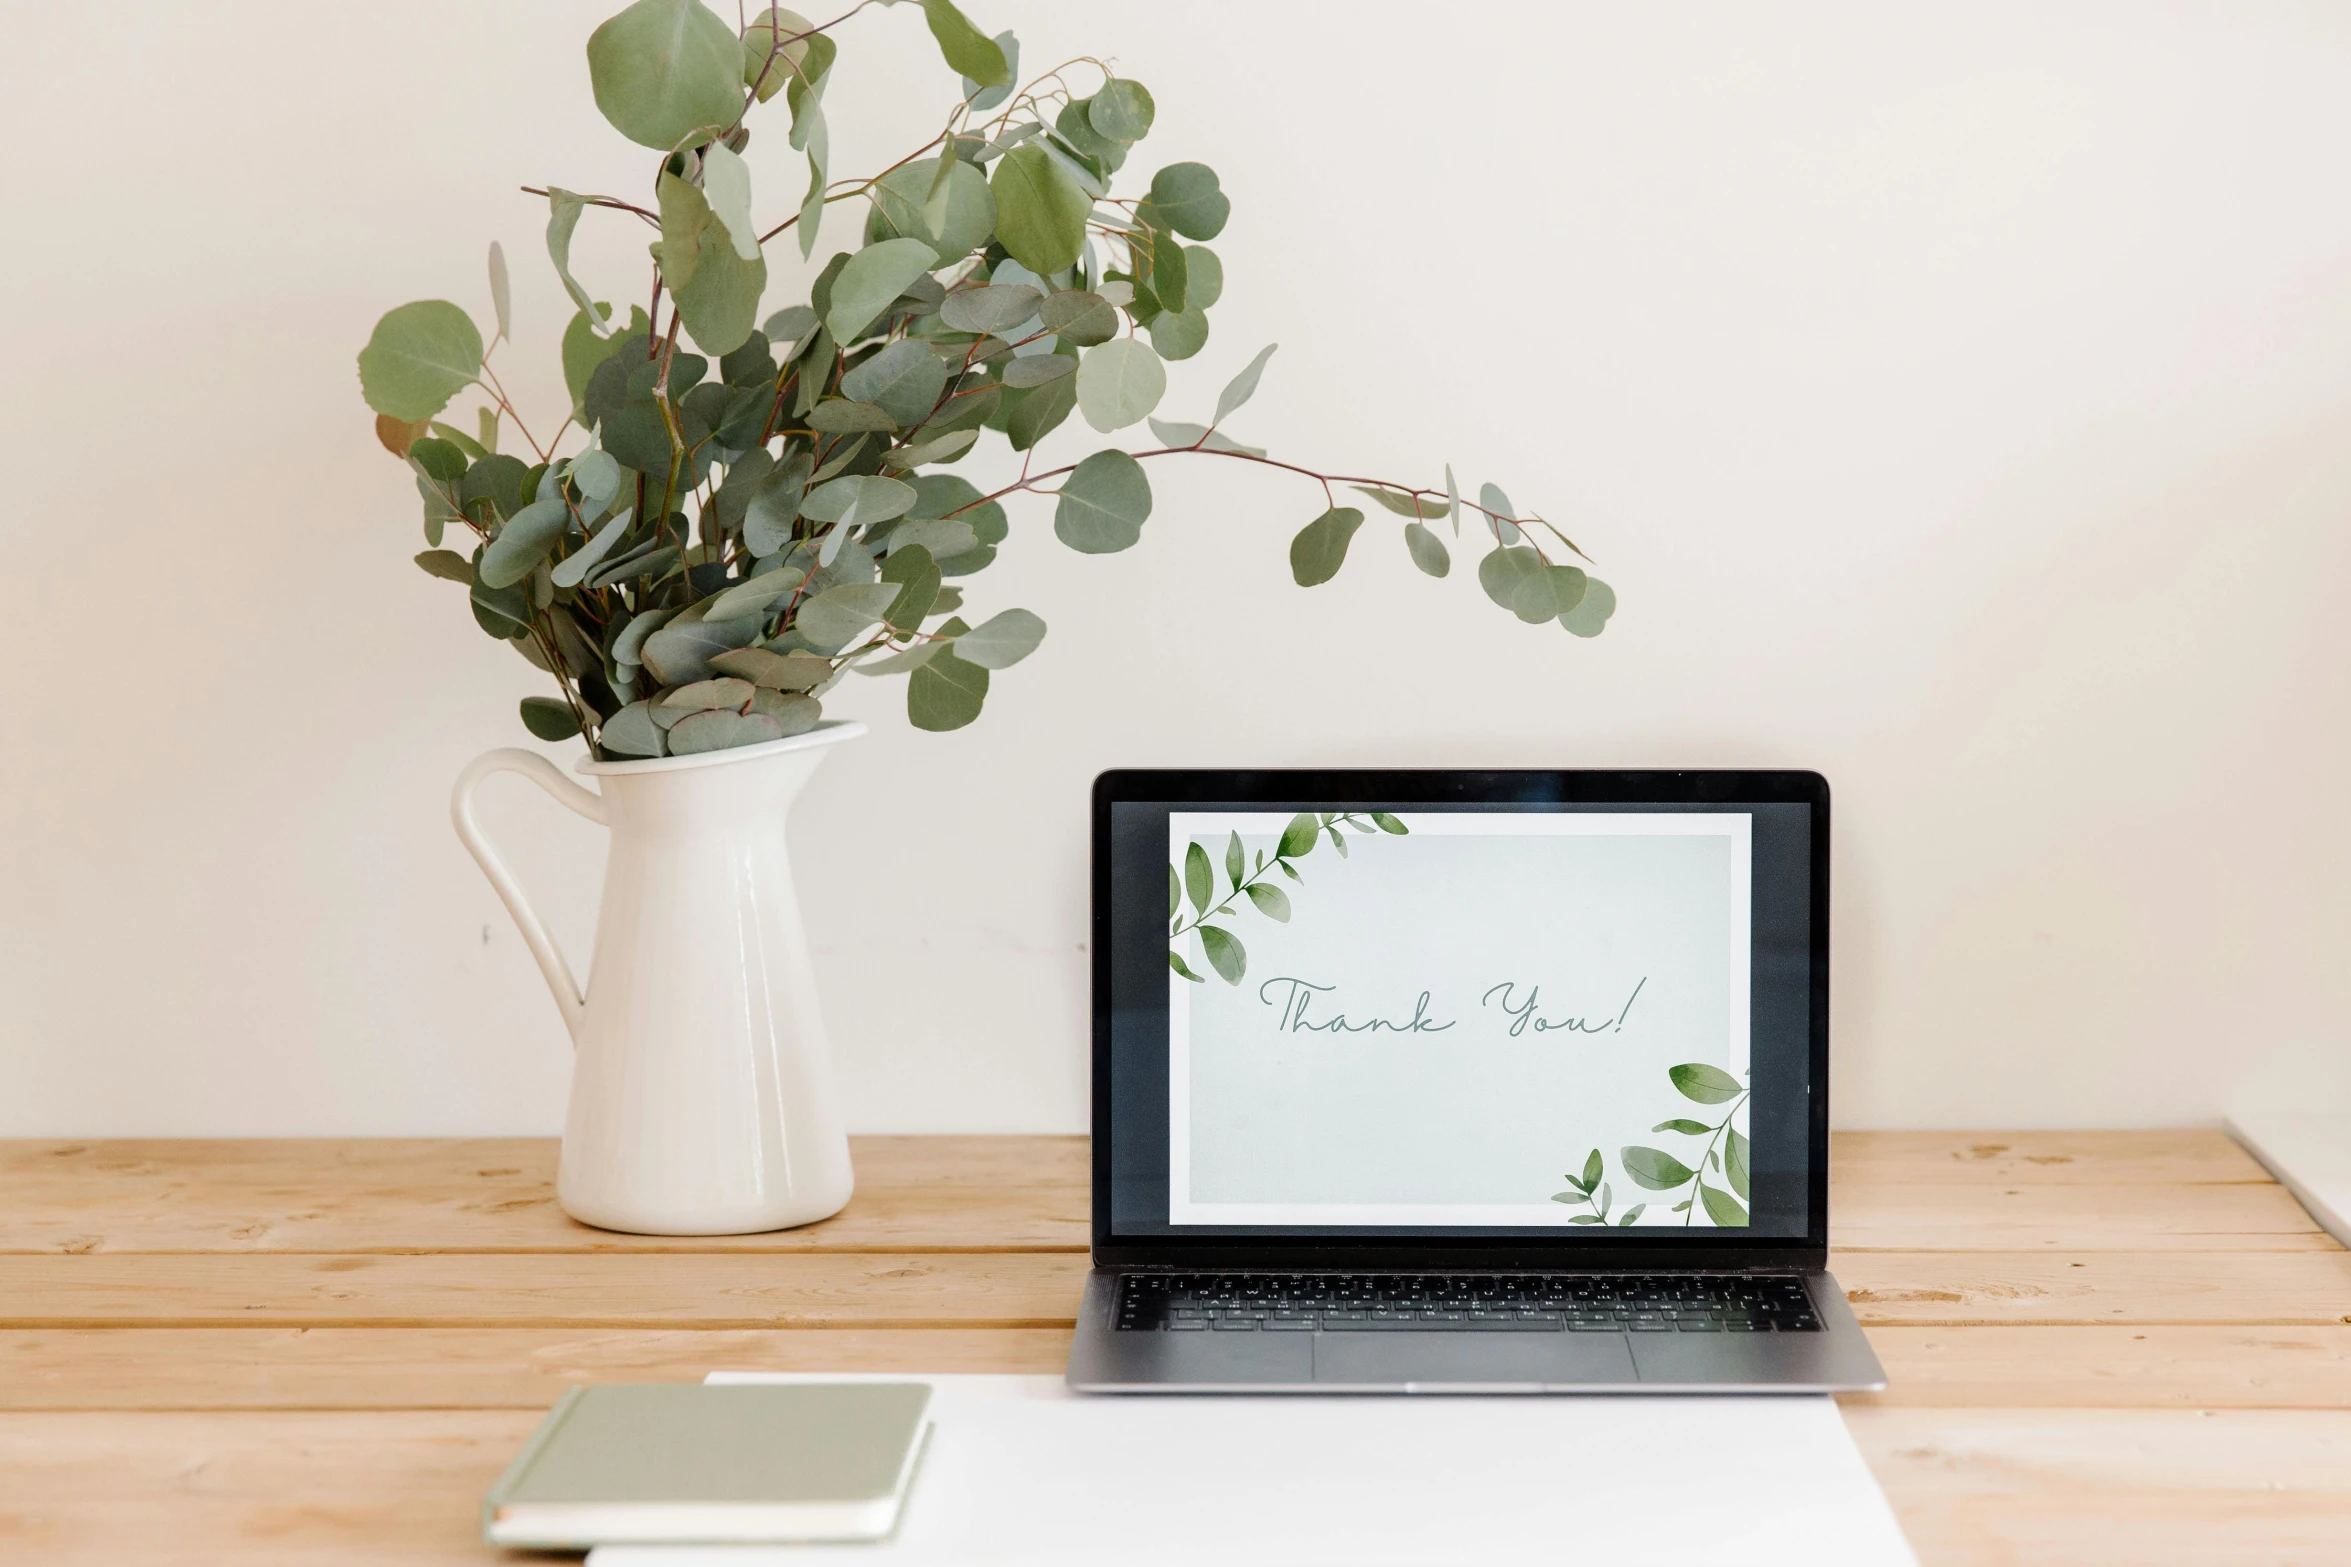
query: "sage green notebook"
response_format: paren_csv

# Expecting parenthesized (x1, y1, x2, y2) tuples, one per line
(483, 1382, 933, 1547)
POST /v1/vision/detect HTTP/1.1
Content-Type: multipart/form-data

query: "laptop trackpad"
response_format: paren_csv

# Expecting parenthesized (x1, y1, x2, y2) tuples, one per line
(1313, 1332, 1637, 1389)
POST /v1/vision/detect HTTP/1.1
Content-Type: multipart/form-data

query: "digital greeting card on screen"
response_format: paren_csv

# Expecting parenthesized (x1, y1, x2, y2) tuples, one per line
(1167, 810, 1754, 1228)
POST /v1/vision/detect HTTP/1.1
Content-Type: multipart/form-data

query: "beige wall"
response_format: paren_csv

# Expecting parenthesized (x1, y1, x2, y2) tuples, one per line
(3, 1, 2348, 1134)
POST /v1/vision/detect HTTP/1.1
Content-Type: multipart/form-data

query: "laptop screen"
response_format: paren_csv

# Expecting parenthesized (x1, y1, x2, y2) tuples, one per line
(1095, 773, 1826, 1255)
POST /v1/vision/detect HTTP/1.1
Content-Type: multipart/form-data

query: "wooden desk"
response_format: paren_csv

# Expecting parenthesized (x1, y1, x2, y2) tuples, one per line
(2, 1132, 2345, 1563)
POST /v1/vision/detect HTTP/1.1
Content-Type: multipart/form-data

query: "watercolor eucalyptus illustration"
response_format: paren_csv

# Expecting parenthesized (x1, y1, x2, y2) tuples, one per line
(1555, 1062, 1751, 1226)
(1168, 812, 1405, 984)
(356, 0, 1616, 760)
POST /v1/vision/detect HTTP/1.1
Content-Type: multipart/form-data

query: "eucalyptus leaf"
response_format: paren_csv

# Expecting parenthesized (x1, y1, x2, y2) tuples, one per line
(668, 708, 787, 754)
(879, 542, 942, 630)
(1404, 521, 1450, 578)
(658, 676, 755, 711)
(825, 237, 939, 345)
(801, 474, 916, 528)
(1000, 354, 1075, 388)
(414, 549, 474, 584)
(1005, 371, 1077, 450)
(487, 241, 511, 339)
(545, 192, 612, 336)
(702, 563, 808, 621)
(1039, 289, 1117, 346)
(741, 7, 814, 102)
(809, 398, 896, 432)
(599, 700, 668, 757)
(477, 494, 573, 589)
(1054, 449, 1151, 553)
(885, 517, 978, 558)
(1479, 480, 1522, 545)
(1148, 305, 1208, 361)
(1091, 77, 1155, 141)
(990, 144, 1089, 275)
(710, 646, 834, 689)
(1185, 245, 1223, 308)
(612, 605, 682, 667)
(1140, 161, 1229, 240)
(793, 580, 902, 646)
(1288, 506, 1363, 587)
(905, 615, 990, 730)
(864, 158, 996, 267)
(1477, 545, 1586, 624)
(1559, 577, 1617, 638)
(851, 639, 945, 676)
(939, 282, 1042, 336)
(1213, 342, 1277, 424)
(1075, 338, 1166, 432)
(749, 688, 822, 735)
(639, 607, 764, 685)
(357, 301, 481, 421)
(917, 0, 1009, 86)
(1352, 484, 1444, 519)
(587, 0, 749, 150)
(655, 171, 767, 355)
(950, 606, 1045, 668)
(520, 696, 582, 741)
(839, 338, 947, 427)
(699, 142, 761, 260)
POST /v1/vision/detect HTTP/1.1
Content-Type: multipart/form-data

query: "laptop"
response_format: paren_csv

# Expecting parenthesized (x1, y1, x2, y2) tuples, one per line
(1066, 769, 1885, 1394)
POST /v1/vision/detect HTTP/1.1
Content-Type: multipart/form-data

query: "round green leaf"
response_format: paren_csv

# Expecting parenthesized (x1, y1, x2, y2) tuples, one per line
(989, 144, 1089, 275)
(1670, 1062, 1746, 1104)
(742, 7, 815, 101)
(1140, 162, 1230, 241)
(1185, 246, 1223, 309)
(1075, 339, 1166, 432)
(951, 607, 1046, 668)
(938, 282, 1042, 336)
(917, 0, 1009, 87)
(1053, 449, 1152, 553)
(866, 158, 996, 267)
(1404, 521, 1450, 578)
(357, 301, 482, 422)
(1001, 354, 1074, 388)
(668, 708, 787, 754)
(1289, 506, 1364, 587)
(519, 696, 583, 742)
(840, 339, 948, 427)
(1560, 576, 1617, 638)
(1620, 1146, 1697, 1192)
(600, 700, 669, 758)
(907, 616, 990, 730)
(1148, 305, 1209, 362)
(1039, 289, 1118, 346)
(1477, 545, 1586, 624)
(587, 0, 750, 151)
(1091, 78, 1155, 142)
(824, 237, 940, 346)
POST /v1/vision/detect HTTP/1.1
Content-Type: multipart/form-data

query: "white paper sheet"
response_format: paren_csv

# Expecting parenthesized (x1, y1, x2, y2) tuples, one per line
(586, 1373, 1913, 1567)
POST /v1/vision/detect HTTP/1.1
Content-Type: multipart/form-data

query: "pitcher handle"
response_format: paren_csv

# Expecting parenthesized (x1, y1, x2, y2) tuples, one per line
(450, 748, 609, 1045)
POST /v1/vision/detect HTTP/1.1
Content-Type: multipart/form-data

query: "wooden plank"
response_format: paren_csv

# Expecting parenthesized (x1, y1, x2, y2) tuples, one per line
(1852, 1325, 2351, 1409)
(0, 1137, 1089, 1255)
(1829, 1178, 2333, 1252)
(0, 1327, 1072, 1410)
(1829, 1128, 2270, 1186)
(0, 1409, 531, 1565)
(0, 1252, 1091, 1328)
(1846, 1407, 2351, 1564)
(1832, 1248, 2351, 1326)
(9, 1247, 2340, 1331)
(16, 1322, 2351, 1414)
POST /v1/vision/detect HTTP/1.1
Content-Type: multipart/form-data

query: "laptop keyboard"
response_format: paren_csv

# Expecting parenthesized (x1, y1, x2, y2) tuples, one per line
(1115, 1273, 1821, 1333)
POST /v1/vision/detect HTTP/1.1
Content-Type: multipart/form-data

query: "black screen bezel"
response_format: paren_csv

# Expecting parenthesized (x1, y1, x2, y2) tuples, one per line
(1090, 768, 1831, 1271)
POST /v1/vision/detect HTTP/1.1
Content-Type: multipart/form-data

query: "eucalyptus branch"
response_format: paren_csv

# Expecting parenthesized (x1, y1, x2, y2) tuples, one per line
(359, 0, 1611, 761)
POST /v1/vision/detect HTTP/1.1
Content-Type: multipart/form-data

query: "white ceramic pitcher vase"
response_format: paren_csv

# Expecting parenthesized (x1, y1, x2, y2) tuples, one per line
(450, 720, 865, 1235)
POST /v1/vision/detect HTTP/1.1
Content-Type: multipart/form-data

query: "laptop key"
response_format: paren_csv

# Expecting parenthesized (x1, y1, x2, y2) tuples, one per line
(1264, 1318, 1317, 1331)
(1211, 1317, 1260, 1330)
